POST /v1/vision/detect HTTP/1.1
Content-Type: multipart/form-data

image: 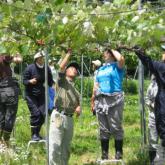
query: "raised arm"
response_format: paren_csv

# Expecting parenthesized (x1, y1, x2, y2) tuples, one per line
(133, 47, 156, 73)
(111, 49, 125, 68)
(58, 49, 72, 72)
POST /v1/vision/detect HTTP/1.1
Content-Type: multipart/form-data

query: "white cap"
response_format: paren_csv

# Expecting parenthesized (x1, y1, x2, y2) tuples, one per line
(161, 44, 165, 50)
(34, 51, 45, 60)
(92, 60, 101, 67)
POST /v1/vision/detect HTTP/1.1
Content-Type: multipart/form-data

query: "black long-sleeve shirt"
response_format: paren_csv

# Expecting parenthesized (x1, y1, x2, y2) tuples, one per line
(135, 51, 165, 91)
(23, 63, 54, 96)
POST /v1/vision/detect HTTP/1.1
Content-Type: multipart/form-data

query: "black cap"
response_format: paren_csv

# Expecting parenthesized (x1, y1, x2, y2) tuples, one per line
(66, 62, 81, 73)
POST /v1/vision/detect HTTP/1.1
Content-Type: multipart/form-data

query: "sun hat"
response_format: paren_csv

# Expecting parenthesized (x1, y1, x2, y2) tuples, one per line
(161, 44, 165, 50)
(34, 51, 45, 60)
(92, 60, 101, 67)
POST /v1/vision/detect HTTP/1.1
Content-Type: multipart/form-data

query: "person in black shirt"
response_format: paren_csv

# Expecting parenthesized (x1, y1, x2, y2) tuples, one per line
(134, 46, 165, 148)
(23, 51, 54, 141)
(0, 54, 22, 147)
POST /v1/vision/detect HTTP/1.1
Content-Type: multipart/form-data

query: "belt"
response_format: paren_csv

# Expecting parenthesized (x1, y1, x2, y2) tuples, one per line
(59, 111, 73, 117)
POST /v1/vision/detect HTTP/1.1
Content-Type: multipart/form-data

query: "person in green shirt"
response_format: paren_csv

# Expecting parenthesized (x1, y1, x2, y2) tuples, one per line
(49, 49, 81, 165)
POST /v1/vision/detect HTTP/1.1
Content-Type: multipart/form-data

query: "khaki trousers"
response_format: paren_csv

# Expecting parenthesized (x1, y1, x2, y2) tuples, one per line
(49, 110, 73, 165)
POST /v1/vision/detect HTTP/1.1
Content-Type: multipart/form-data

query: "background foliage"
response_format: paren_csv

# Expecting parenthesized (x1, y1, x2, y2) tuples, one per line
(0, 1, 163, 164)
(0, 0, 164, 72)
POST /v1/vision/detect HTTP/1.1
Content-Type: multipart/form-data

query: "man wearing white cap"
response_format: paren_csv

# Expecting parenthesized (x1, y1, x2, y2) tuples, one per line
(23, 51, 54, 141)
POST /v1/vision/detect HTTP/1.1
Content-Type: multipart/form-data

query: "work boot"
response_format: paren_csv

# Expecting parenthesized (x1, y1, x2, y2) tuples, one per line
(161, 140, 165, 147)
(115, 139, 123, 160)
(31, 126, 42, 141)
(36, 125, 43, 140)
(149, 150, 156, 165)
(0, 129, 3, 144)
(101, 139, 109, 160)
(3, 130, 11, 147)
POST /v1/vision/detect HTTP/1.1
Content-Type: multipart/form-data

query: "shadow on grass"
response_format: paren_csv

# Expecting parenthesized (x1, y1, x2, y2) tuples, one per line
(82, 154, 149, 165)
(127, 149, 149, 165)
(71, 134, 98, 155)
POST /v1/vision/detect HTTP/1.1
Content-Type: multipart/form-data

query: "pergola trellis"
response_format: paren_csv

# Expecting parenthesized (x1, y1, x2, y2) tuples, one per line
(2, 0, 165, 164)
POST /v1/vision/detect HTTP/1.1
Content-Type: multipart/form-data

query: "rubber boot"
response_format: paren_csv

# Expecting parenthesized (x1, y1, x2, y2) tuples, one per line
(3, 130, 11, 147)
(31, 126, 42, 141)
(115, 139, 123, 160)
(0, 129, 3, 144)
(101, 139, 109, 160)
(36, 125, 43, 140)
(161, 140, 165, 147)
(149, 150, 156, 165)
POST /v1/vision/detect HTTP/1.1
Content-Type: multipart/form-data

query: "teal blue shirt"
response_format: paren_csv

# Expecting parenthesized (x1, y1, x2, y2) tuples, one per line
(96, 62, 124, 94)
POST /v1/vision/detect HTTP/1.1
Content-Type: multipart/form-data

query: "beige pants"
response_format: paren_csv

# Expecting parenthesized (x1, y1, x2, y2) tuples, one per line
(49, 110, 73, 165)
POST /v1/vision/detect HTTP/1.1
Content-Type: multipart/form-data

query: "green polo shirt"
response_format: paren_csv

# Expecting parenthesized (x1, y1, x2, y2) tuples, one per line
(55, 72, 80, 114)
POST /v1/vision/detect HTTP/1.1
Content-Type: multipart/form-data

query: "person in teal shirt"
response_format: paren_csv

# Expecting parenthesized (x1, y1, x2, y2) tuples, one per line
(96, 62, 124, 94)
(91, 48, 125, 160)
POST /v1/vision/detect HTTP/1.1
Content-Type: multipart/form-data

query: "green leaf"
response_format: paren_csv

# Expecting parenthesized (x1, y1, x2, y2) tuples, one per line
(18, 45, 29, 55)
(0, 45, 6, 53)
(52, 0, 65, 5)
(36, 13, 47, 23)
(45, 8, 53, 20)
(14, 1, 24, 8)
(24, 0, 32, 10)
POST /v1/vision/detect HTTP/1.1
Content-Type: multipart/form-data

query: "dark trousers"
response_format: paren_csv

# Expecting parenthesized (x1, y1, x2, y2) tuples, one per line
(0, 86, 19, 132)
(25, 95, 45, 127)
(155, 91, 165, 141)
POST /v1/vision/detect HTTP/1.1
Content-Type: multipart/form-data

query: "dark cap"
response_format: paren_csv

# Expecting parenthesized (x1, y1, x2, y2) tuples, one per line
(66, 62, 80, 73)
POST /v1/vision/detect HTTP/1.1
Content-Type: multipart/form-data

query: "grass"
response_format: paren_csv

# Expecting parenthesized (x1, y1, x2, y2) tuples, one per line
(0, 94, 150, 165)
(70, 95, 149, 165)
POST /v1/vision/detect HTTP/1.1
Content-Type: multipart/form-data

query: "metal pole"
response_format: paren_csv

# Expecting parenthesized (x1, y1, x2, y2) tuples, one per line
(82, 58, 91, 103)
(44, 48, 49, 165)
(83, 60, 92, 76)
(138, 0, 147, 148)
(80, 54, 84, 115)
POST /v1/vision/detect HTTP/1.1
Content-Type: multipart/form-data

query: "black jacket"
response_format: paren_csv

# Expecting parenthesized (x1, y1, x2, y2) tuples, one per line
(23, 63, 54, 96)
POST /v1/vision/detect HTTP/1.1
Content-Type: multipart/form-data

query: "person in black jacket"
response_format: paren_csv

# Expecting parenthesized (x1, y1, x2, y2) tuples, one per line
(23, 51, 54, 141)
(134, 46, 165, 148)
(0, 54, 22, 147)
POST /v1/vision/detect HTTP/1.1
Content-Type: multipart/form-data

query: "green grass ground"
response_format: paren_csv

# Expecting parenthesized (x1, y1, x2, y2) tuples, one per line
(0, 94, 150, 165)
